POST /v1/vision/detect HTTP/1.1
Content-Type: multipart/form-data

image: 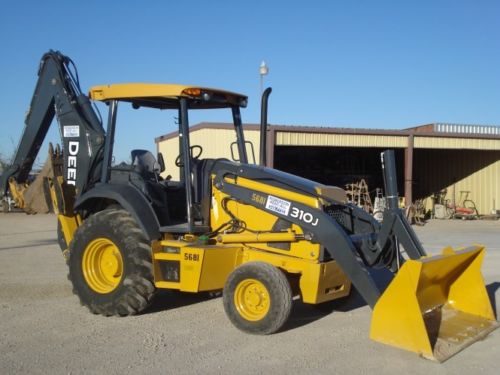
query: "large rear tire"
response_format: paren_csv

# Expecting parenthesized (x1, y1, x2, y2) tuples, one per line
(223, 262, 292, 335)
(68, 208, 156, 316)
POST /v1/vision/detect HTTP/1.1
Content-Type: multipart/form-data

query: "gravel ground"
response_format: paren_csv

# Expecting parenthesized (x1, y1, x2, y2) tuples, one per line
(0, 213, 499, 374)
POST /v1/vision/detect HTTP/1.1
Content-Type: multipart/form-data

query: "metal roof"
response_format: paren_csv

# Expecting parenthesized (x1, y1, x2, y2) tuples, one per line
(410, 122, 500, 136)
(89, 83, 247, 109)
(155, 122, 500, 143)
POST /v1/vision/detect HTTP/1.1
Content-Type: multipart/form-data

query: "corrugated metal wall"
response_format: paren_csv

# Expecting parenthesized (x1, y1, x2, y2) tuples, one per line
(276, 132, 408, 147)
(156, 125, 500, 214)
(413, 137, 500, 214)
(415, 136, 500, 150)
(158, 128, 260, 180)
(414, 149, 500, 215)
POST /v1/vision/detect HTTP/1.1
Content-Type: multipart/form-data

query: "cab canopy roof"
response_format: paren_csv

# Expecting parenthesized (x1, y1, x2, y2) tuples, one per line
(89, 83, 248, 109)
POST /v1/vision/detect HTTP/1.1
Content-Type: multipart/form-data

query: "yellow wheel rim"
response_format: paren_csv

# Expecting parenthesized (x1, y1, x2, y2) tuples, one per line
(234, 278, 270, 321)
(82, 238, 123, 294)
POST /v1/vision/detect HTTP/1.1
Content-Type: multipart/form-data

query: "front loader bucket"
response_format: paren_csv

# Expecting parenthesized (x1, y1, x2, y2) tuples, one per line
(370, 245, 499, 362)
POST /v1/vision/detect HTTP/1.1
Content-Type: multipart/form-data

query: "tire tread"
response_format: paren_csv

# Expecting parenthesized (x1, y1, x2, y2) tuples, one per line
(68, 208, 156, 316)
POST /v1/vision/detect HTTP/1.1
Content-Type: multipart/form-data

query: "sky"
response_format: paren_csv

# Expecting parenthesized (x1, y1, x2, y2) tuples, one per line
(0, 0, 499, 165)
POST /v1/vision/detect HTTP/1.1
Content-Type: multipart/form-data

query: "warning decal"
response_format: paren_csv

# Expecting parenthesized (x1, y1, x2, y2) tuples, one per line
(63, 125, 80, 138)
(265, 195, 291, 216)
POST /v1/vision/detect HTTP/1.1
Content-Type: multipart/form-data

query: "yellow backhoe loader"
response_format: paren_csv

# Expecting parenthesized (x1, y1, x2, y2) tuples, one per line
(1, 51, 497, 362)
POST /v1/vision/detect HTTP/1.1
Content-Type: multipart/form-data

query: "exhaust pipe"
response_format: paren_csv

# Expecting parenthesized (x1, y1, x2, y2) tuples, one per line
(259, 87, 272, 166)
(381, 149, 399, 210)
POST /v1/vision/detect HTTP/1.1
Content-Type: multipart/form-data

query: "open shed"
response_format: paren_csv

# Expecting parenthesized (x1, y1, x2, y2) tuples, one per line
(156, 122, 500, 215)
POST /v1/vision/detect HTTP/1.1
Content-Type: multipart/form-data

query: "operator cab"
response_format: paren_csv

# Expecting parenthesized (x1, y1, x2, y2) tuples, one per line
(89, 83, 250, 234)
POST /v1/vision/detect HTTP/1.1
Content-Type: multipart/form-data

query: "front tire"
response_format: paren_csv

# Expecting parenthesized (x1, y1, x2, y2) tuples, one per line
(68, 208, 156, 316)
(223, 262, 292, 335)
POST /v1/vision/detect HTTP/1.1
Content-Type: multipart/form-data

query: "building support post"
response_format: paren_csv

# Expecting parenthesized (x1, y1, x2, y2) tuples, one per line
(266, 127, 276, 168)
(404, 134, 414, 207)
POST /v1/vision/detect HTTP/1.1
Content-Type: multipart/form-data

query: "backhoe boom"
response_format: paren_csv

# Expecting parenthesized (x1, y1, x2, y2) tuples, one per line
(0, 51, 105, 206)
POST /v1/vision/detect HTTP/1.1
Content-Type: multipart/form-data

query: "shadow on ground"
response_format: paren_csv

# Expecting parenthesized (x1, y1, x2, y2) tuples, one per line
(282, 296, 359, 333)
(283, 268, 394, 332)
(145, 289, 221, 315)
(0, 238, 59, 251)
(143, 268, 397, 332)
(487, 282, 499, 319)
(139, 271, 499, 333)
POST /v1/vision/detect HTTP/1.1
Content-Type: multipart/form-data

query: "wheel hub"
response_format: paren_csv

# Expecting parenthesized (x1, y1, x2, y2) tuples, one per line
(82, 238, 123, 294)
(234, 279, 270, 321)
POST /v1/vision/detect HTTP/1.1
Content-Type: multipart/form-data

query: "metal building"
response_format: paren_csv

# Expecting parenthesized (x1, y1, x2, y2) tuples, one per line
(156, 122, 500, 215)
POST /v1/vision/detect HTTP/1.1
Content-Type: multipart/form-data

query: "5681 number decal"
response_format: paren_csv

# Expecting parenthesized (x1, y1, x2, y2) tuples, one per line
(184, 253, 200, 261)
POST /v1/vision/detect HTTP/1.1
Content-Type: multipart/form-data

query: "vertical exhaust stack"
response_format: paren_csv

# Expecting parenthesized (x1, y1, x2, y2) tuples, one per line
(259, 87, 272, 167)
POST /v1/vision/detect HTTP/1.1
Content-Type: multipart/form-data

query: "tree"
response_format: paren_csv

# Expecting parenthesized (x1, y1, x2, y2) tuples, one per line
(0, 152, 10, 172)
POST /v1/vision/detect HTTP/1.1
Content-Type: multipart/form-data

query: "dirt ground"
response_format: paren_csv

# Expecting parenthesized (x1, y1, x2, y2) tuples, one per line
(0, 212, 499, 374)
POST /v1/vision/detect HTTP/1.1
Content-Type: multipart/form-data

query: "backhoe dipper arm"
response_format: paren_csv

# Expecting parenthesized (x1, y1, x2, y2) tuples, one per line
(0, 50, 105, 198)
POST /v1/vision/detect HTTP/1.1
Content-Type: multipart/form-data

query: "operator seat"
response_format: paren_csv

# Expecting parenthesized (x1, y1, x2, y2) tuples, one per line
(129, 149, 174, 224)
(131, 149, 161, 181)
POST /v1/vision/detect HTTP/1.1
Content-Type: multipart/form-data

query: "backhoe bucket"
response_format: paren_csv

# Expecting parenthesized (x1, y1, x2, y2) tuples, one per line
(14, 145, 64, 215)
(370, 245, 498, 362)
(22, 155, 54, 214)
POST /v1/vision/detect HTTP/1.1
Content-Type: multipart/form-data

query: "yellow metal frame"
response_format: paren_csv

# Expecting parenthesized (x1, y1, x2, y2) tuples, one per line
(210, 179, 321, 261)
(152, 239, 351, 304)
(152, 240, 243, 292)
(47, 176, 64, 214)
(58, 214, 81, 249)
(239, 247, 351, 304)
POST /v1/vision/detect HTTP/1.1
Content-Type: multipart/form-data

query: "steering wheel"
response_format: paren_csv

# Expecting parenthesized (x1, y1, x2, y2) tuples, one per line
(175, 145, 203, 167)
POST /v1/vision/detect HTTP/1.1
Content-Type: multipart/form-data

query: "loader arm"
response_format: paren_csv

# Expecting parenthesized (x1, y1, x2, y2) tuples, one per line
(211, 150, 428, 308)
(0, 51, 105, 210)
(210, 166, 386, 307)
(215, 173, 382, 306)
